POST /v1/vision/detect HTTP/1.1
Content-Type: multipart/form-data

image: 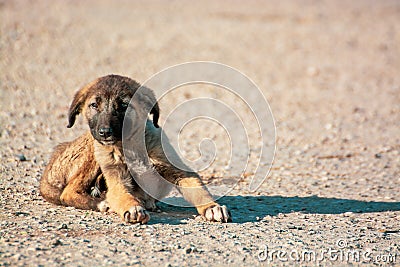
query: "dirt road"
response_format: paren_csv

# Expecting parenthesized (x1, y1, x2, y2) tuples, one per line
(1, 1, 399, 266)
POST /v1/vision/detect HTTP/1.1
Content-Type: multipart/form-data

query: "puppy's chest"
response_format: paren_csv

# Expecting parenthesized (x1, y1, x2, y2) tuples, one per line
(94, 144, 125, 166)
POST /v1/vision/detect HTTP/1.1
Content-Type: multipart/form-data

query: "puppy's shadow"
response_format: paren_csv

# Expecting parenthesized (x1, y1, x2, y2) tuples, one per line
(149, 195, 400, 224)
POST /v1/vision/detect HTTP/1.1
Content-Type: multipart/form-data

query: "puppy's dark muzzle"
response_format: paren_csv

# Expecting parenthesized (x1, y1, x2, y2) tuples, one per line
(98, 127, 113, 139)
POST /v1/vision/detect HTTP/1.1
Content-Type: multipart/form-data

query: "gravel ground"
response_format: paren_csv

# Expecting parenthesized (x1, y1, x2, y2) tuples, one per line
(1, 0, 399, 266)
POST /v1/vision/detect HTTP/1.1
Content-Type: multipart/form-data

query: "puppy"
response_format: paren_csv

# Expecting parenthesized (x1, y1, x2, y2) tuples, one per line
(40, 74, 231, 223)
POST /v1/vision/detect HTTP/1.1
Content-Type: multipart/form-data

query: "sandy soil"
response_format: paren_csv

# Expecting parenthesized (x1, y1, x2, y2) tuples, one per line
(1, 0, 399, 266)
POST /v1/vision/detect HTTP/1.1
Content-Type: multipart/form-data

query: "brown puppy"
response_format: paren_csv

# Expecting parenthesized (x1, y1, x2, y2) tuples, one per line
(40, 74, 231, 223)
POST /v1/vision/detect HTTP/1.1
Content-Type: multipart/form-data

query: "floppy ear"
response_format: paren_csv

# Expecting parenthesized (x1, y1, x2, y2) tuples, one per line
(67, 81, 95, 128)
(138, 87, 160, 128)
(150, 102, 160, 128)
(67, 91, 85, 128)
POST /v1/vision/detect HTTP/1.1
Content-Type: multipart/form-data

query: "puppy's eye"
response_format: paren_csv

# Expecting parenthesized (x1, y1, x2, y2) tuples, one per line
(89, 103, 98, 109)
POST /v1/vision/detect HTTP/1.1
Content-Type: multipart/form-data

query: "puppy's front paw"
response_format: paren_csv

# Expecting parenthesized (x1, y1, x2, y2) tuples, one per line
(97, 200, 110, 213)
(204, 205, 232, 223)
(124, 206, 150, 224)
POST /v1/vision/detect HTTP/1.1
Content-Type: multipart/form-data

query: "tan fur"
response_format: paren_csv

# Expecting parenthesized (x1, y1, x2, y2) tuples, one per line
(40, 132, 103, 210)
(40, 74, 231, 223)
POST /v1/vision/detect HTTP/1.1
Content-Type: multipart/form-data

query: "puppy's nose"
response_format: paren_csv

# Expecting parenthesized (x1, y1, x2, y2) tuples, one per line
(98, 127, 113, 138)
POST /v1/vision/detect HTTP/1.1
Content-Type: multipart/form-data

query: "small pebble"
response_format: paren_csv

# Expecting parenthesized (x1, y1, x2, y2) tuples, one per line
(16, 154, 27, 161)
(58, 223, 68, 230)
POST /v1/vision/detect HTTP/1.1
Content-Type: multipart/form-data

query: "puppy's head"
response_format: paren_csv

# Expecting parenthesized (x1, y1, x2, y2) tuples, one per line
(67, 74, 159, 145)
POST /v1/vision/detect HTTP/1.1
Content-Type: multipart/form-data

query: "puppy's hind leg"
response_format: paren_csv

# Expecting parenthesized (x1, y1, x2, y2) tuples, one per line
(59, 173, 105, 211)
(90, 173, 110, 212)
(39, 177, 63, 206)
